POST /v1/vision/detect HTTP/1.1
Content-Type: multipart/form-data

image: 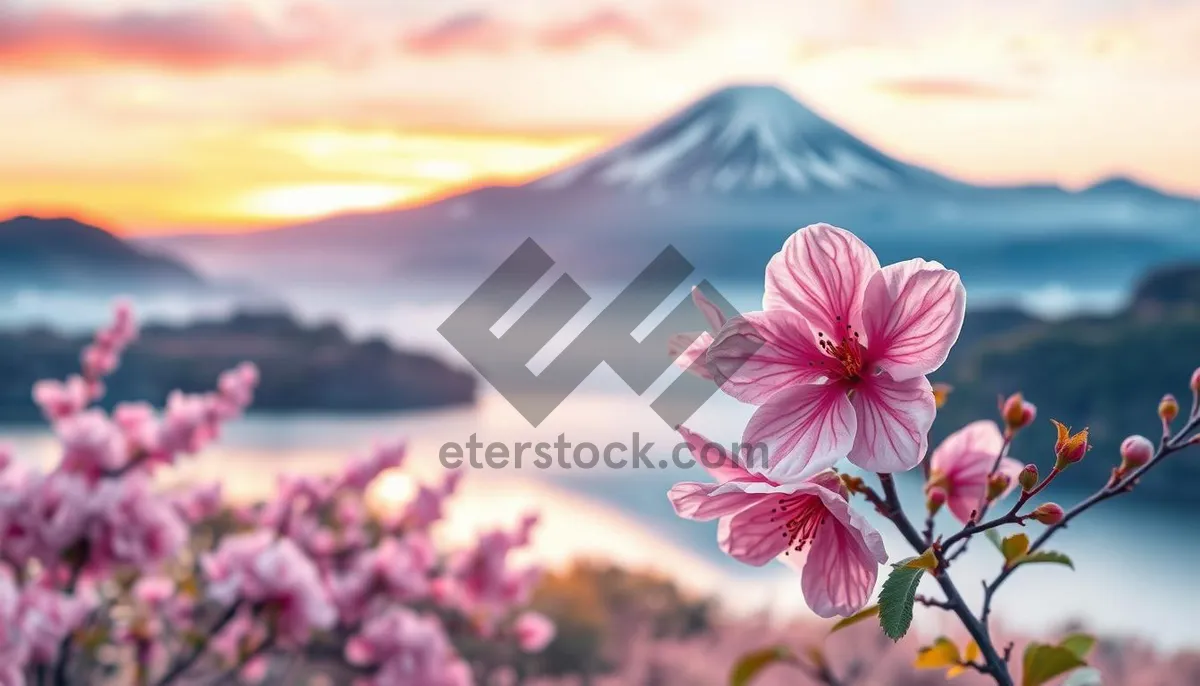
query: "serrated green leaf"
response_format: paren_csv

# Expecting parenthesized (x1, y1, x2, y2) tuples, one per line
(829, 605, 879, 635)
(1012, 550, 1075, 570)
(1002, 533, 1030, 565)
(879, 562, 925, 641)
(729, 646, 795, 686)
(1022, 643, 1088, 686)
(1059, 634, 1096, 660)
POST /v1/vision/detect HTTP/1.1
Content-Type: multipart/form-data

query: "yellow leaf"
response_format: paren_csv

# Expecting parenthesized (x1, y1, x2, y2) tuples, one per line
(903, 547, 939, 571)
(947, 665, 968, 678)
(915, 637, 961, 670)
(829, 605, 879, 635)
(1002, 533, 1030, 566)
(965, 641, 980, 663)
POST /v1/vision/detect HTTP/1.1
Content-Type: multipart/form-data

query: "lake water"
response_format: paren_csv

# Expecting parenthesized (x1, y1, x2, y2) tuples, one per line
(1, 275, 1195, 650)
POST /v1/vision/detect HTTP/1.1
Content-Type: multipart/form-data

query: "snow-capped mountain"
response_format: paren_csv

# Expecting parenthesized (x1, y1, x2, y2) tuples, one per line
(145, 84, 1200, 286)
(531, 85, 956, 196)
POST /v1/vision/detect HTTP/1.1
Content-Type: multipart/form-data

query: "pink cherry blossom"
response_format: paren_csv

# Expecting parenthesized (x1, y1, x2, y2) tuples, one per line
(31, 375, 91, 422)
(0, 570, 30, 682)
(928, 421, 1024, 523)
(706, 223, 965, 477)
(346, 608, 472, 686)
(514, 611, 556, 652)
(57, 409, 129, 478)
(87, 475, 188, 572)
(667, 287, 728, 380)
(18, 583, 93, 664)
(203, 533, 336, 644)
(341, 441, 407, 489)
(444, 520, 541, 619)
(668, 427, 887, 618)
(171, 482, 224, 523)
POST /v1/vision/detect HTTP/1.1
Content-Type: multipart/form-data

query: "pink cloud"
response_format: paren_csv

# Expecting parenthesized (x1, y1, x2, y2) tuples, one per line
(535, 9, 662, 51)
(400, 11, 517, 56)
(0, 2, 341, 71)
(400, 5, 701, 57)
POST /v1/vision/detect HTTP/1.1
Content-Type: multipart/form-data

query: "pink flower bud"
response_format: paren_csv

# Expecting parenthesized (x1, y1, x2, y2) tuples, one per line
(514, 611, 556, 652)
(1159, 394, 1179, 423)
(1017, 464, 1039, 492)
(926, 486, 947, 515)
(1120, 434, 1154, 471)
(1031, 502, 1065, 525)
(1192, 367, 1200, 393)
(1002, 393, 1036, 433)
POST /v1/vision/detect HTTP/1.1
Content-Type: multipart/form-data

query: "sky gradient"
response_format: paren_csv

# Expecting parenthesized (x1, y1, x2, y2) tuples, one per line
(2, 0, 1198, 234)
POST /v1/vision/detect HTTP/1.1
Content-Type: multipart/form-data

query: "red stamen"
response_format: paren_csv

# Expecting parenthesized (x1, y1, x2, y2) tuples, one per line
(770, 494, 829, 555)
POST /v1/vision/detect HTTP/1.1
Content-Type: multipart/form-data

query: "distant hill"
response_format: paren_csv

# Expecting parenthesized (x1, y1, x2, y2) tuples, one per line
(932, 263, 1200, 506)
(0, 215, 202, 293)
(0, 311, 475, 422)
(146, 83, 1200, 286)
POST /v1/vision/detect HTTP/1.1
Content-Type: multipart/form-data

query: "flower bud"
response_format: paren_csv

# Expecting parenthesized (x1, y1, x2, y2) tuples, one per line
(986, 473, 1011, 502)
(1052, 420, 1089, 469)
(1002, 393, 1036, 433)
(1030, 502, 1065, 525)
(933, 383, 953, 409)
(1159, 394, 1179, 423)
(926, 486, 947, 515)
(1017, 464, 1039, 492)
(1192, 367, 1200, 394)
(1119, 434, 1154, 472)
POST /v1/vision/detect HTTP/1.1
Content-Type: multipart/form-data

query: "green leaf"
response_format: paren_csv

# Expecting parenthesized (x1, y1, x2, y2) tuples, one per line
(729, 646, 795, 686)
(878, 561, 926, 641)
(1022, 643, 1088, 686)
(984, 529, 1004, 552)
(1059, 634, 1096, 660)
(1012, 550, 1075, 570)
(1001, 533, 1030, 566)
(829, 605, 879, 635)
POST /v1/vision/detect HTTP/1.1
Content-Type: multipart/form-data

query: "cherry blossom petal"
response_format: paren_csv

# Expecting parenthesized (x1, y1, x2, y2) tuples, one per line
(667, 482, 759, 521)
(677, 426, 767, 484)
(763, 223, 880, 338)
(861, 258, 966, 381)
(846, 374, 935, 473)
(691, 286, 727, 330)
(707, 310, 830, 404)
(668, 331, 715, 380)
(742, 383, 855, 481)
(930, 420, 1005, 475)
(799, 490, 886, 617)
(717, 495, 792, 566)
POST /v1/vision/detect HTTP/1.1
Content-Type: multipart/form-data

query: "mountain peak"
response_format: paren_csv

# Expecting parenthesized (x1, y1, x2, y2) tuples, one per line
(531, 83, 954, 196)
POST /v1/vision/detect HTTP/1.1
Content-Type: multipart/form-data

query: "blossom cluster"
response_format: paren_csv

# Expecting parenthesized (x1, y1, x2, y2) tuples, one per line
(667, 223, 1200, 686)
(0, 305, 554, 685)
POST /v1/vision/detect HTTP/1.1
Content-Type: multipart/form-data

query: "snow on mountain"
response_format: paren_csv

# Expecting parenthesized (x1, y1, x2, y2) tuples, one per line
(531, 84, 958, 196)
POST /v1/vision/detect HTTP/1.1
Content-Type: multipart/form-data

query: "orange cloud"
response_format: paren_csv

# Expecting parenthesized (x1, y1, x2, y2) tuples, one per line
(874, 78, 1030, 100)
(0, 1, 341, 71)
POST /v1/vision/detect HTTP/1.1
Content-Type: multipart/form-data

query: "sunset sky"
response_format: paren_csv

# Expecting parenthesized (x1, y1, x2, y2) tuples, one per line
(2, 0, 1198, 235)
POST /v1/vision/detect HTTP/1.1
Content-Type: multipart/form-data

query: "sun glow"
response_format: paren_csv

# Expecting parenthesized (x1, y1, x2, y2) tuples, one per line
(365, 469, 419, 516)
(239, 183, 416, 220)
